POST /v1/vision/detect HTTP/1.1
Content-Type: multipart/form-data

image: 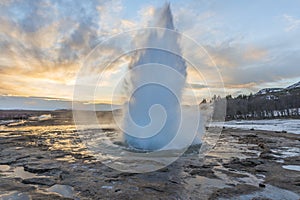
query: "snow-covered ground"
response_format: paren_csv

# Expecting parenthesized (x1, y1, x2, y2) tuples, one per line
(210, 119, 300, 134)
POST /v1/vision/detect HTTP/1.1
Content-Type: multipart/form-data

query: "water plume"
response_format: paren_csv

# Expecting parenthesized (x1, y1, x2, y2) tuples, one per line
(122, 4, 191, 150)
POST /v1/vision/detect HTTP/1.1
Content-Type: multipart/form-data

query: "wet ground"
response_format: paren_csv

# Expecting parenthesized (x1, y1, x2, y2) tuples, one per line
(0, 121, 299, 199)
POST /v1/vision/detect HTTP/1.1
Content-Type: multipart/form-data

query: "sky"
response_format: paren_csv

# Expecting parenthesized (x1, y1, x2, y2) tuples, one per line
(0, 0, 300, 109)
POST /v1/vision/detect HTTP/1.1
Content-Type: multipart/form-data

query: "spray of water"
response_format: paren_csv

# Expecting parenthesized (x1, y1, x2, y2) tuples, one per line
(122, 4, 194, 150)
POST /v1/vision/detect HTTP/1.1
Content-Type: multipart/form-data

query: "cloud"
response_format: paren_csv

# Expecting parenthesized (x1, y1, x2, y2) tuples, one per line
(0, 0, 300, 103)
(187, 82, 208, 90)
(243, 47, 268, 61)
(0, 0, 130, 100)
(219, 49, 300, 86)
(283, 14, 300, 32)
(138, 5, 156, 26)
(183, 34, 300, 93)
(204, 39, 269, 68)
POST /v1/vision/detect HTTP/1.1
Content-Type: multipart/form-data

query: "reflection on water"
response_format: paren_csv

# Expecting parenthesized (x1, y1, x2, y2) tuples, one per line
(11, 167, 37, 179)
(0, 125, 94, 163)
(205, 135, 259, 161)
(0, 165, 10, 171)
(271, 147, 300, 158)
(0, 191, 30, 200)
(282, 165, 300, 172)
(0, 166, 46, 179)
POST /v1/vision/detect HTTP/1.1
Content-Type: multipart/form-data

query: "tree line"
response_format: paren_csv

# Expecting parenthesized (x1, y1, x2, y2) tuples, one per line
(203, 87, 300, 121)
(225, 88, 300, 120)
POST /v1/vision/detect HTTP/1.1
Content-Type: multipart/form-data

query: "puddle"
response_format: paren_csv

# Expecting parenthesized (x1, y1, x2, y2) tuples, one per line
(0, 165, 10, 171)
(185, 176, 230, 199)
(214, 166, 264, 187)
(0, 120, 16, 125)
(2, 166, 41, 179)
(255, 174, 265, 179)
(56, 155, 76, 163)
(101, 185, 114, 189)
(282, 165, 300, 172)
(275, 159, 284, 163)
(220, 185, 300, 200)
(12, 167, 37, 179)
(206, 141, 259, 161)
(47, 184, 75, 199)
(271, 147, 300, 158)
(7, 120, 26, 127)
(185, 165, 266, 199)
(0, 191, 31, 200)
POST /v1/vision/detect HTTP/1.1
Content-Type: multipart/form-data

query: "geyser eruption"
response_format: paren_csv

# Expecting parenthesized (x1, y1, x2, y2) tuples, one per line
(73, 2, 225, 173)
(123, 4, 191, 150)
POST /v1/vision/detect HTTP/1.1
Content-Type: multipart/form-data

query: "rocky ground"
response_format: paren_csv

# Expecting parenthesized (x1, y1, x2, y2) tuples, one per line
(0, 119, 299, 199)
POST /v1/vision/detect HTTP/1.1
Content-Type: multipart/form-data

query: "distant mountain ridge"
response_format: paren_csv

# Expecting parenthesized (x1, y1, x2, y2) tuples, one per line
(255, 81, 300, 95)
(256, 88, 283, 95)
(286, 81, 300, 90)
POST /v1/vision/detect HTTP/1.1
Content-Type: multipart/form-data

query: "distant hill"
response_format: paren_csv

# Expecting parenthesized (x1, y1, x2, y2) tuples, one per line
(255, 88, 283, 95)
(286, 81, 300, 90)
(255, 81, 300, 95)
(224, 81, 300, 120)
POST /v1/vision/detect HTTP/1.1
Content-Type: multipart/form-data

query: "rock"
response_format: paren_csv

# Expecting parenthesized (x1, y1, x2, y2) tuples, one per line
(258, 143, 267, 149)
(187, 164, 202, 169)
(104, 177, 120, 183)
(24, 163, 59, 173)
(43, 168, 63, 177)
(246, 134, 257, 138)
(255, 165, 268, 173)
(259, 152, 276, 159)
(259, 183, 266, 188)
(0, 158, 16, 165)
(22, 178, 56, 186)
(168, 175, 181, 184)
(47, 184, 74, 198)
(223, 158, 264, 170)
(59, 171, 70, 180)
(189, 168, 217, 178)
(143, 186, 164, 193)
(240, 160, 259, 167)
(113, 141, 125, 146)
(231, 157, 241, 163)
(128, 186, 139, 191)
(119, 172, 137, 177)
(158, 167, 169, 172)
(243, 158, 264, 166)
(115, 188, 121, 193)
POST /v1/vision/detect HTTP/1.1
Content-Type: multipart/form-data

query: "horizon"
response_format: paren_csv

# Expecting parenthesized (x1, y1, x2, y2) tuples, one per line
(0, 80, 298, 110)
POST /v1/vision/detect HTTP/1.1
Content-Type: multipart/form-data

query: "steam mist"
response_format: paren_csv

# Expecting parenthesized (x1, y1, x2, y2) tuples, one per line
(122, 4, 194, 150)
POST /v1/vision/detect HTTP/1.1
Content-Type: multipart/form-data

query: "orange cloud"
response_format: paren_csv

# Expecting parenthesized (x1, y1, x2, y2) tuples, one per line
(244, 47, 267, 61)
